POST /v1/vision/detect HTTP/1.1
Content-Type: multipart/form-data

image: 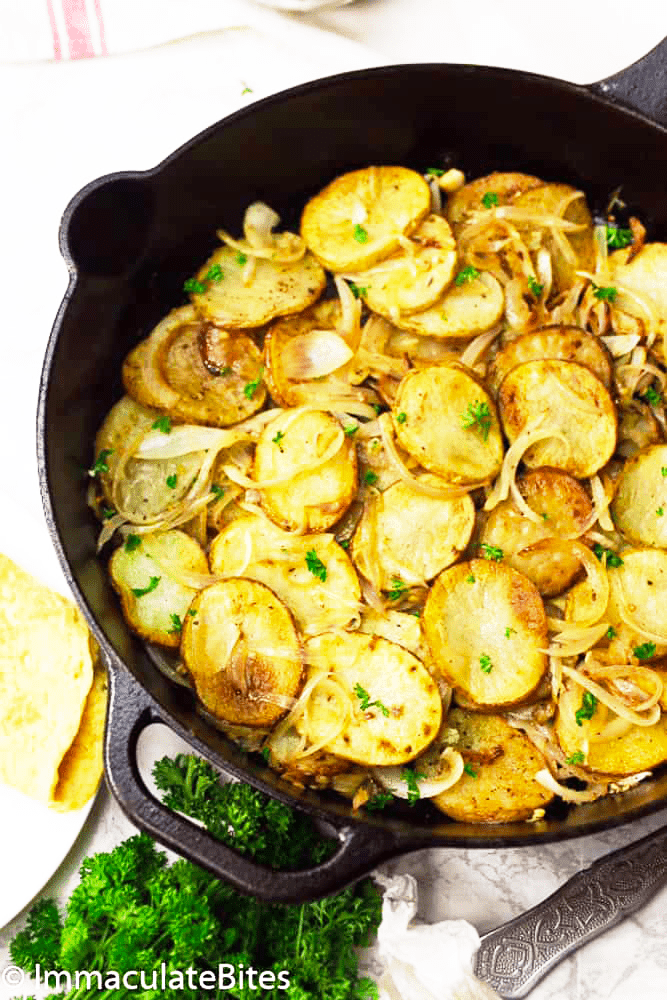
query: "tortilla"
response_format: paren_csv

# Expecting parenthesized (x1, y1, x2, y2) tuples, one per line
(52, 667, 108, 811)
(0, 553, 97, 806)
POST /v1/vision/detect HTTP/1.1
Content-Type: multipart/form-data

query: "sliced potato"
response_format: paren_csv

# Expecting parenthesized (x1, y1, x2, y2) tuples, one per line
(109, 530, 208, 647)
(182, 579, 303, 727)
(254, 410, 357, 532)
(351, 475, 475, 590)
(445, 171, 543, 234)
(300, 632, 441, 765)
(488, 326, 612, 393)
(611, 445, 667, 548)
(389, 271, 504, 340)
(393, 364, 504, 484)
(423, 559, 548, 708)
(556, 681, 667, 776)
(209, 514, 361, 636)
(609, 243, 667, 342)
(190, 245, 326, 329)
(512, 183, 595, 295)
(355, 214, 457, 316)
(357, 608, 428, 661)
(480, 468, 593, 597)
(94, 395, 207, 522)
(499, 360, 617, 477)
(123, 305, 267, 426)
(301, 166, 431, 272)
(432, 707, 554, 822)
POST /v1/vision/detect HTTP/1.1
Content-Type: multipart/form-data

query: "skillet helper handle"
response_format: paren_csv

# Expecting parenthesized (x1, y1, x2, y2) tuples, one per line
(104, 665, 401, 903)
(588, 35, 667, 128)
(474, 824, 667, 999)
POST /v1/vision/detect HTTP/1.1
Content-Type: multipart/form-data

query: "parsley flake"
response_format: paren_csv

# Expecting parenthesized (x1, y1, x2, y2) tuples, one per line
(426, 167, 445, 177)
(605, 626, 617, 640)
(366, 791, 395, 811)
(340, 539, 350, 550)
(372, 403, 383, 415)
(592, 283, 618, 303)
(305, 549, 327, 582)
(124, 534, 141, 553)
(364, 470, 379, 486)
(183, 277, 207, 294)
(243, 366, 264, 399)
(167, 613, 183, 635)
(461, 400, 492, 441)
(592, 543, 623, 568)
(575, 691, 597, 726)
(354, 682, 390, 718)
(387, 577, 408, 601)
(505, 626, 516, 639)
(402, 769, 424, 806)
(272, 430, 286, 446)
(215, 366, 232, 376)
(658, 507, 665, 517)
(605, 225, 633, 250)
(152, 415, 172, 434)
(102, 507, 116, 520)
(89, 449, 113, 477)
(641, 385, 663, 407)
(527, 275, 544, 297)
(353, 224, 369, 244)
(565, 751, 586, 766)
(466, 573, 476, 584)
(455, 266, 480, 286)
(479, 653, 493, 674)
(260, 746, 271, 763)
(210, 483, 226, 500)
(480, 543, 503, 562)
(131, 576, 161, 598)
(235, 252, 248, 266)
(204, 264, 224, 283)
(344, 424, 359, 436)
(349, 281, 368, 299)
(482, 191, 499, 209)
(634, 641, 656, 660)
(662, 467, 667, 477)
(396, 411, 407, 424)
(463, 762, 478, 779)
(166, 474, 178, 489)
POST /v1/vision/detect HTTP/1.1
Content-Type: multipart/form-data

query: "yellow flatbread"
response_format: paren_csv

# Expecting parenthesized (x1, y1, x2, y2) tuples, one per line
(0, 553, 95, 805)
(52, 667, 108, 811)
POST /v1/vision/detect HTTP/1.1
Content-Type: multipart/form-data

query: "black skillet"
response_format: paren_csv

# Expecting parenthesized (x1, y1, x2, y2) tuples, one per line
(38, 37, 667, 904)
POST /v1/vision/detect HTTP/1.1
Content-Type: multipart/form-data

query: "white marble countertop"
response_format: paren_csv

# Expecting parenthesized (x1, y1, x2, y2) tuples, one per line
(1, 3, 667, 997)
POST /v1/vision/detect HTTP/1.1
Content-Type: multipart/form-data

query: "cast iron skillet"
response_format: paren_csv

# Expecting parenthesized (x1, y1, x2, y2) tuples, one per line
(38, 37, 667, 903)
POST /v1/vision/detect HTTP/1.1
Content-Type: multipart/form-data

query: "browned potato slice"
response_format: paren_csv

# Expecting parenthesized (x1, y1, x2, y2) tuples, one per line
(356, 215, 457, 316)
(423, 559, 548, 708)
(357, 608, 428, 661)
(351, 475, 475, 590)
(445, 171, 543, 234)
(512, 183, 595, 295)
(300, 632, 441, 765)
(209, 514, 361, 635)
(480, 468, 593, 597)
(499, 360, 617, 477)
(612, 445, 667, 548)
(123, 306, 266, 427)
(390, 271, 504, 340)
(301, 166, 431, 272)
(394, 364, 504, 484)
(109, 530, 208, 647)
(609, 243, 667, 342)
(556, 681, 667, 776)
(182, 579, 303, 727)
(189, 245, 326, 329)
(254, 410, 357, 532)
(488, 326, 612, 393)
(432, 707, 554, 822)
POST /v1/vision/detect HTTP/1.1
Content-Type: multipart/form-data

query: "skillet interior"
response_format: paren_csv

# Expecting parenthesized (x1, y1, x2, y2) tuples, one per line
(40, 63, 667, 854)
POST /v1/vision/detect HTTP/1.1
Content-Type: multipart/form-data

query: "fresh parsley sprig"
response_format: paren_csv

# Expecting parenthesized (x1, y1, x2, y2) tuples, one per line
(353, 683, 390, 718)
(305, 549, 327, 582)
(461, 400, 492, 441)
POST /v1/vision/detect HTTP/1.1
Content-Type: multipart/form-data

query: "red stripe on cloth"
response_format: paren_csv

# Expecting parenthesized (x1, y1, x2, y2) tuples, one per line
(92, 0, 108, 56)
(45, 0, 63, 60)
(62, 0, 95, 59)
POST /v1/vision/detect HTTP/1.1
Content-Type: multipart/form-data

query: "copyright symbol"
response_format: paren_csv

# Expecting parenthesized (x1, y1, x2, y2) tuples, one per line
(2, 966, 24, 988)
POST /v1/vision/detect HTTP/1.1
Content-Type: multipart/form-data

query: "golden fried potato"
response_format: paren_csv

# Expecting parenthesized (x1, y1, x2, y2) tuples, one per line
(254, 410, 357, 532)
(480, 468, 593, 597)
(499, 360, 617, 477)
(423, 559, 548, 708)
(357, 608, 428, 661)
(609, 243, 667, 343)
(209, 514, 360, 636)
(182, 579, 303, 727)
(189, 245, 326, 329)
(355, 214, 457, 316)
(300, 632, 441, 765)
(301, 166, 431, 272)
(109, 530, 208, 647)
(556, 681, 667, 776)
(351, 475, 475, 590)
(488, 326, 613, 393)
(123, 306, 267, 427)
(390, 271, 504, 340)
(393, 364, 504, 484)
(611, 444, 667, 548)
(445, 171, 543, 234)
(432, 707, 554, 822)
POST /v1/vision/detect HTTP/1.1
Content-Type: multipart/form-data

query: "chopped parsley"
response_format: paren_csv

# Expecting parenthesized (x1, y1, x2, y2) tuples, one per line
(272, 430, 286, 446)
(131, 576, 161, 598)
(505, 626, 516, 639)
(396, 411, 407, 424)
(260, 745, 271, 763)
(235, 252, 248, 266)
(482, 191, 499, 209)
(387, 577, 408, 601)
(592, 283, 618, 303)
(243, 366, 264, 399)
(372, 403, 383, 415)
(527, 275, 544, 297)
(634, 642, 656, 660)
(124, 534, 141, 553)
(152, 416, 172, 434)
(89, 449, 113, 477)
(166, 474, 178, 489)
(353, 224, 369, 244)
(183, 277, 207, 294)
(339, 539, 350, 550)
(605, 225, 633, 250)
(102, 506, 116, 520)
(461, 400, 492, 441)
(348, 281, 368, 299)
(565, 750, 586, 766)
(463, 762, 478, 779)
(541, 512, 549, 521)
(305, 549, 327, 582)
(592, 543, 623, 568)
(466, 573, 476, 584)
(605, 626, 617, 640)
(658, 507, 665, 517)
(215, 366, 232, 376)
(455, 266, 480, 286)
(365, 791, 395, 811)
(401, 769, 424, 806)
(480, 543, 504, 562)
(479, 653, 493, 674)
(167, 613, 183, 635)
(344, 424, 359, 436)
(210, 483, 225, 500)
(662, 467, 667, 477)
(641, 385, 663, 407)
(353, 683, 390, 718)
(364, 470, 379, 487)
(575, 691, 597, 726)
(204, 263, 224, 283)
(408, 609, 421, 617)
(425, 167, 445, 177)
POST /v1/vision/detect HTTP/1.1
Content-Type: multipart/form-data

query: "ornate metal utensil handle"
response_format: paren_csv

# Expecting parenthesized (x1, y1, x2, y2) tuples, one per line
(474, 824, 667, 998)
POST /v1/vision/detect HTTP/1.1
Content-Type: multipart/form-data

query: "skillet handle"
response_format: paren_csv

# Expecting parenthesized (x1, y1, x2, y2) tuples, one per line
(588, 35, 667, 128)
(104, 664, 403, 903)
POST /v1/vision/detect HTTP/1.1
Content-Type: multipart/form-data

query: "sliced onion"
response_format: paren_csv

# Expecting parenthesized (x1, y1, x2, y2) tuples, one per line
(541, 621, 611, 658)
(281, 330, 354, 380)
(589, 474, 614, 532)
(137, 425, 241, 460)
(484, 418, 569, 512)
(373, 748, 464, 798)
(535, 768, 608, 804)
(601, 334, 641, 358)
(459, 326, 501, 368)
(224, 427, 344, 490)
(379, 414, 484, 498)
(561, 664, 661, 726)
(334, 275, 362, 341)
